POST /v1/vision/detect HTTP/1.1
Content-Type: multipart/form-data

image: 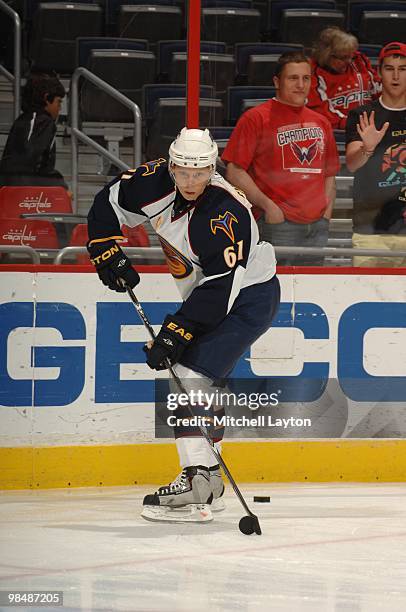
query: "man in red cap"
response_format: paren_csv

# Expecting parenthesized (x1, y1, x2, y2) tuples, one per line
(346, 42, 406, 266)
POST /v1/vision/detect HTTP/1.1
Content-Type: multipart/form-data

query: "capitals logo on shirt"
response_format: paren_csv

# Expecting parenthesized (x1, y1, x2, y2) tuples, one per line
(277, 125, 325, 173)
(210, 211, 238, 243)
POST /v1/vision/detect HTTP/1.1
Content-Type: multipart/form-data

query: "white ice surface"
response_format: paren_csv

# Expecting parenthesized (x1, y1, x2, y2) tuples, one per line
(1, 483, 406, 611)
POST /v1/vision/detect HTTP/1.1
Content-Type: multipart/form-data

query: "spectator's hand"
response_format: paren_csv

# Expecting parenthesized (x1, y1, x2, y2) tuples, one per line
(356, 110, 389, 153)
(264, 203, 285, 224)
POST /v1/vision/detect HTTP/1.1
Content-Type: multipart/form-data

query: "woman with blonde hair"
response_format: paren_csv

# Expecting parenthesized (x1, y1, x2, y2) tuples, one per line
(307, 27, 380, 130)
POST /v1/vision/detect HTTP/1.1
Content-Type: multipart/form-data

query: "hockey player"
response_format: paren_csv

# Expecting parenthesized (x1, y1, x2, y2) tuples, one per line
(87, 128, 280, 523)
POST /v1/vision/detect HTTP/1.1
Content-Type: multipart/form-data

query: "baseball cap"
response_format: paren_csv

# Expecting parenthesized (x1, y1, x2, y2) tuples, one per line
(379, 42, 406, 64)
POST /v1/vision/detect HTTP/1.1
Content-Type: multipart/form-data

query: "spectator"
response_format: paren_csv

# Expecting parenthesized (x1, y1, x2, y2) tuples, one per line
(0, 72, 68, 189)
(346, 42, 406, 268)
(307, 27, 380, 131)
(222, 51, 340, 266)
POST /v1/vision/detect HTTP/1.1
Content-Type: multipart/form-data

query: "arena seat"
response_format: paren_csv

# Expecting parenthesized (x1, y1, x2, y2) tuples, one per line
(201, 7, 261, 46)
(246, 54, 281, 86)
(117, 5, 183, 44)
(0, 218, 59, 250)
(143, 84, 215, 131)
(227, 86, 275, 125)
(268, 0, 336, 36)
(279, 9, 345, 47)
(201, 0, 253, 7)
(146, 98, 224, 159)
(29, 2, 104, 74)
(106, 0, 183, 28)
(358, 10, 406, 45)
(80, 49, 156, 122)
(235, 42, 303, 79)
(210, 126, 234, 156)
(157, 40, 226, 81)
(170, 52, 235, 97)
(358, 44, 381, 59)
(347, 1, 405, 34)
(76, 37, 149, 69)
(69, 223, 150, 264)
(0, 186, 72, 219)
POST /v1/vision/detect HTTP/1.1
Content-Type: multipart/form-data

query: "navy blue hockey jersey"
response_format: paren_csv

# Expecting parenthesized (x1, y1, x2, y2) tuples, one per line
(88, 159, 276, 333)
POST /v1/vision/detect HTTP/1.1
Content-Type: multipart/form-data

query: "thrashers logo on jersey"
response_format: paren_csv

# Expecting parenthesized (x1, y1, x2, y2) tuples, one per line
(277, 125, 325, 173)
(140, 158, 166, 176)
(210, 211, 238, 243)
(158, 235, 193, 279)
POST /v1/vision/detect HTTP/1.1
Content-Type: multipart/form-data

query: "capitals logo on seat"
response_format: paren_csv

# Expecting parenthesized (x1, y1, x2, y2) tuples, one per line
(210, 211, 238, 243)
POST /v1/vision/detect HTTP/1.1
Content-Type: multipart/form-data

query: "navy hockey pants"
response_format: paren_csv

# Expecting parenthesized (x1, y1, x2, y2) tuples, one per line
(179, 275, 280, 381)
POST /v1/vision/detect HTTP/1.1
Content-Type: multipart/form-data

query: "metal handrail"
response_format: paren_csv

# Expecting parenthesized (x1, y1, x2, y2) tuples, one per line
(53, 246, 164, 264)
(0, 245, 41, 264)
(0, 0, 21, 118)
(274, 246, 406, 258)
(52, 244, 406, 265)
(2, 243, 406, 266)
(70, 67, 142, 211)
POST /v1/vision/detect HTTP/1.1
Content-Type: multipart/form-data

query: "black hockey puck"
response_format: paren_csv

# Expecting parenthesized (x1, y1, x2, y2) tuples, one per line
(253, 496, 271, 503)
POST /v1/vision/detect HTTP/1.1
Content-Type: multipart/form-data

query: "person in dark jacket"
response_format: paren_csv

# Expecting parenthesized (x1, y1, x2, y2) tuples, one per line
(0, 72, 68, 188)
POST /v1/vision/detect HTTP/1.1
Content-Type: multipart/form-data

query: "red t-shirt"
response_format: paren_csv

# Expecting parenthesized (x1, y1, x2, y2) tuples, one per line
(222, 98, 340, 223)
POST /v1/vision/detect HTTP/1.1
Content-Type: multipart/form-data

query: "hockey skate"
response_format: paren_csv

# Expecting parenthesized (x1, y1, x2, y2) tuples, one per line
(141, 466, 214, 523)
(209, 465, 226, 512)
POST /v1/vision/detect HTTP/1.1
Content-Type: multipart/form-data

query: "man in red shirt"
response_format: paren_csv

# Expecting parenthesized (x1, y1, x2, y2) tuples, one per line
(222, 51, 340, 265)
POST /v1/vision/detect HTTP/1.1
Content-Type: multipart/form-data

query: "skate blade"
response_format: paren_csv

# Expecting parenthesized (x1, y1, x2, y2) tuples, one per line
(141, 503, 213, 523)
(211, 497, 226, 512)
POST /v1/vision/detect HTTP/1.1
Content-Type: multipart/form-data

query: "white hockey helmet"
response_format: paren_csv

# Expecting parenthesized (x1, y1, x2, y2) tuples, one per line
(169, 127, 218, 170)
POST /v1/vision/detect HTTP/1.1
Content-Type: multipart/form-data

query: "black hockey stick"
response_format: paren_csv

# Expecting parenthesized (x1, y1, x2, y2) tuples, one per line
(124, 283, 262, 535)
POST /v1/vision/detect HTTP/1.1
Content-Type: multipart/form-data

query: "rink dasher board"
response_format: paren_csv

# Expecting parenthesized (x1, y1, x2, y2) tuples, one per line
(0, 265, 406, 489)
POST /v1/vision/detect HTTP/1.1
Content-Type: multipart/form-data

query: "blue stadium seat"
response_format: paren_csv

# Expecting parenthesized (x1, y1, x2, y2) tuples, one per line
(210, 126, 234, 140)
(170, 52, 236, 97)
(105, 0, 182, 28)
(157, 40, 227, 81)
(142, 84, 215, 130)
(269, 0, 336, 36)
(358, 44, 381, 67)
(29, 2, 104, 74)
(227, 85, 275, 125)
(117, 5, 183, 44)
(246, 54, 281, 86)
(201, 8, 261, 46)
(279, 9, 345, 47)
(76, 37, 149, 69)
(146, 97, 224, 159)
(347, 0, 405, 33)
(358, 9, 406, 45)
(235, 42, 303, 77)
(358, 44, 381, 58)
(80, 49, 156, 122)
(201, 0, 253, 7)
